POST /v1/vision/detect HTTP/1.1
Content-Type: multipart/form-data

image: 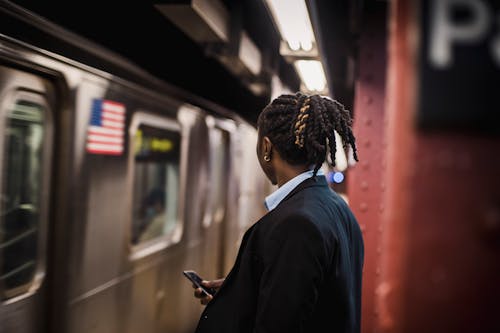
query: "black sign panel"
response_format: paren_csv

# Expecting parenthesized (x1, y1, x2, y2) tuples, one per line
(134, 124, 181, 162)
(418, 0, 500, 134)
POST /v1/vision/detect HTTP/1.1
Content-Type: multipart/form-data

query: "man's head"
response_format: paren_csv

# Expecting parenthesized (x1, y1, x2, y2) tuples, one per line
(256, 92, 358, 183)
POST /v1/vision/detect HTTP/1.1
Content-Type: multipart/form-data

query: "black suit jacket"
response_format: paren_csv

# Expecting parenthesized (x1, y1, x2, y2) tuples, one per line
(195, 176, 364, 333)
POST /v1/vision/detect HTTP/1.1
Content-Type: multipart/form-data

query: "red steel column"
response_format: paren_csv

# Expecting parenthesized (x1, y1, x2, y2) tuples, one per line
(375, 1, 418, 332)
(377, 1, 500, 332)
(347, 6, 388, 333)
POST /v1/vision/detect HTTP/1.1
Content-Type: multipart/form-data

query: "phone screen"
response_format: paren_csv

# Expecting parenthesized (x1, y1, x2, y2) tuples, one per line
(183, 270, 215, 296)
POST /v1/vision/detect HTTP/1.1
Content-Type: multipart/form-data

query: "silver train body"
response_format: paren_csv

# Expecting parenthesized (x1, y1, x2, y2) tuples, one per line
(0, 4, 271, 333)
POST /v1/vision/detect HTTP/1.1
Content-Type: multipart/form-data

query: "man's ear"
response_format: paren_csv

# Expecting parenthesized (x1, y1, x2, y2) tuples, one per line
(263, 136, 273, 157)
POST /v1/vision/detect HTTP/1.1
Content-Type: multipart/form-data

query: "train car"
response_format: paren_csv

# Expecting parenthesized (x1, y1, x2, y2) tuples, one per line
(0, 3, 271, 333)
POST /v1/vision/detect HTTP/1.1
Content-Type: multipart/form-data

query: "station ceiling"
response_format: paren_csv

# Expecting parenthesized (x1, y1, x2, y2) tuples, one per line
(9, 0, 366, 124)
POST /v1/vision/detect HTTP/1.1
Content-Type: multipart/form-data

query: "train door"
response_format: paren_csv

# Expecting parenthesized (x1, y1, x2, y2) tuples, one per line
(0, 66, 55, 333)
(234, 123, 269, 242)
(217, 122, 272, 276)
(127, 107, 195, 333)
(217, 121, 268, 276)
(202, 116, 232, 278)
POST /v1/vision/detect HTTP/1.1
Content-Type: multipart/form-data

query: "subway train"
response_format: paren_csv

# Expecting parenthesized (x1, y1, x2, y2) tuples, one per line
(0, 3, 273, 333)
(4, 1, 499, 333)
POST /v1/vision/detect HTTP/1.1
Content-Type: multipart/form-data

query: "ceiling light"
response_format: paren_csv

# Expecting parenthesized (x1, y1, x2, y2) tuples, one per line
(264, 0, 315, 52)
(294, 60, 327, 92)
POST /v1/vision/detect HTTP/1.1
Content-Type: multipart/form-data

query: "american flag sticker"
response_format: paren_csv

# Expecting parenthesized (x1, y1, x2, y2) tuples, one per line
(86, 99, 125, 155)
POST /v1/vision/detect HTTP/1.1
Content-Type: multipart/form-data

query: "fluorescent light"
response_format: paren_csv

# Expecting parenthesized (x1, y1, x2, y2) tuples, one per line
(265, 0, 328, 93)
(294, 60, 327, 92)
(265, 0, 315, 51)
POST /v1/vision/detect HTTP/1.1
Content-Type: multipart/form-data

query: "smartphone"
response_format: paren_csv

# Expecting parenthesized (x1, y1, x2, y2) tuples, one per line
(182, 270, 216, 296)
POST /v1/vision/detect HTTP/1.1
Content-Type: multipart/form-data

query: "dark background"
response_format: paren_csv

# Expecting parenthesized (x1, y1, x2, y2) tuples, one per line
(6, 0, 363, 125)
(418, 0, 500, 135)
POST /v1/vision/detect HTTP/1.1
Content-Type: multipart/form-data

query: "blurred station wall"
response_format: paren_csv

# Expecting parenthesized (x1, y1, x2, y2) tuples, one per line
(348, 1, 500, 333)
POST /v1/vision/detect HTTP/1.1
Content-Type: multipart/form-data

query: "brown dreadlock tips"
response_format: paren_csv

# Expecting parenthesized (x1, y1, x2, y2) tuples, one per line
(293, 97, 311, 148)
(294, 137, 304, 148)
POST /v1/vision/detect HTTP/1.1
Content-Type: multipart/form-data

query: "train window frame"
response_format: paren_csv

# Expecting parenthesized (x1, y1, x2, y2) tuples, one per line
(0, 89, 53, 303)
(201, 116, 233, 229)
(128, 111, 186, 260)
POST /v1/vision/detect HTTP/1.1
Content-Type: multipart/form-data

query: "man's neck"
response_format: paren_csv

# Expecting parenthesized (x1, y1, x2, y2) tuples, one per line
(276, 165, 310, 187)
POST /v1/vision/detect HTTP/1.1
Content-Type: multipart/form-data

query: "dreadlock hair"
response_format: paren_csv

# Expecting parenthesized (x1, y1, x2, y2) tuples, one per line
(257, 92, 358, 176)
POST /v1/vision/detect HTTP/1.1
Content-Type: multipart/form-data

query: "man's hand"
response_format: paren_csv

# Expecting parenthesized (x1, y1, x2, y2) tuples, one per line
(193, 278, 225, 305)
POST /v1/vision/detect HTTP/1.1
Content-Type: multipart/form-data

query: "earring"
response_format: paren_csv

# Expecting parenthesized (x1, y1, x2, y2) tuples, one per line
(264, 155, 271, 162)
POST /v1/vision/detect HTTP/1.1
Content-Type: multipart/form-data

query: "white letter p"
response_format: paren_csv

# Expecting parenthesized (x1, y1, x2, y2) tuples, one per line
(430, 0, 491, 68)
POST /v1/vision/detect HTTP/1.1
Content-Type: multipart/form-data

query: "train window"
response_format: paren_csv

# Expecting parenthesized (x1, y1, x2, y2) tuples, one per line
(130, 118, 182, 248)
(203, 127, 229, 227)
(0, 97, 50, 300)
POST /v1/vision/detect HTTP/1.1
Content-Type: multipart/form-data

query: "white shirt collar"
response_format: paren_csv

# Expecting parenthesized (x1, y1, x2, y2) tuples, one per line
(264, 169, 324, 211)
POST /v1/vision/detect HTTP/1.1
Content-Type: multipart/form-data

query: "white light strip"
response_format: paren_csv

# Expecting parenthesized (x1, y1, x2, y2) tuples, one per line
(294, 60, 327, 92)
(334, 130, 348, 172)
(265, 0, 315, 51)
